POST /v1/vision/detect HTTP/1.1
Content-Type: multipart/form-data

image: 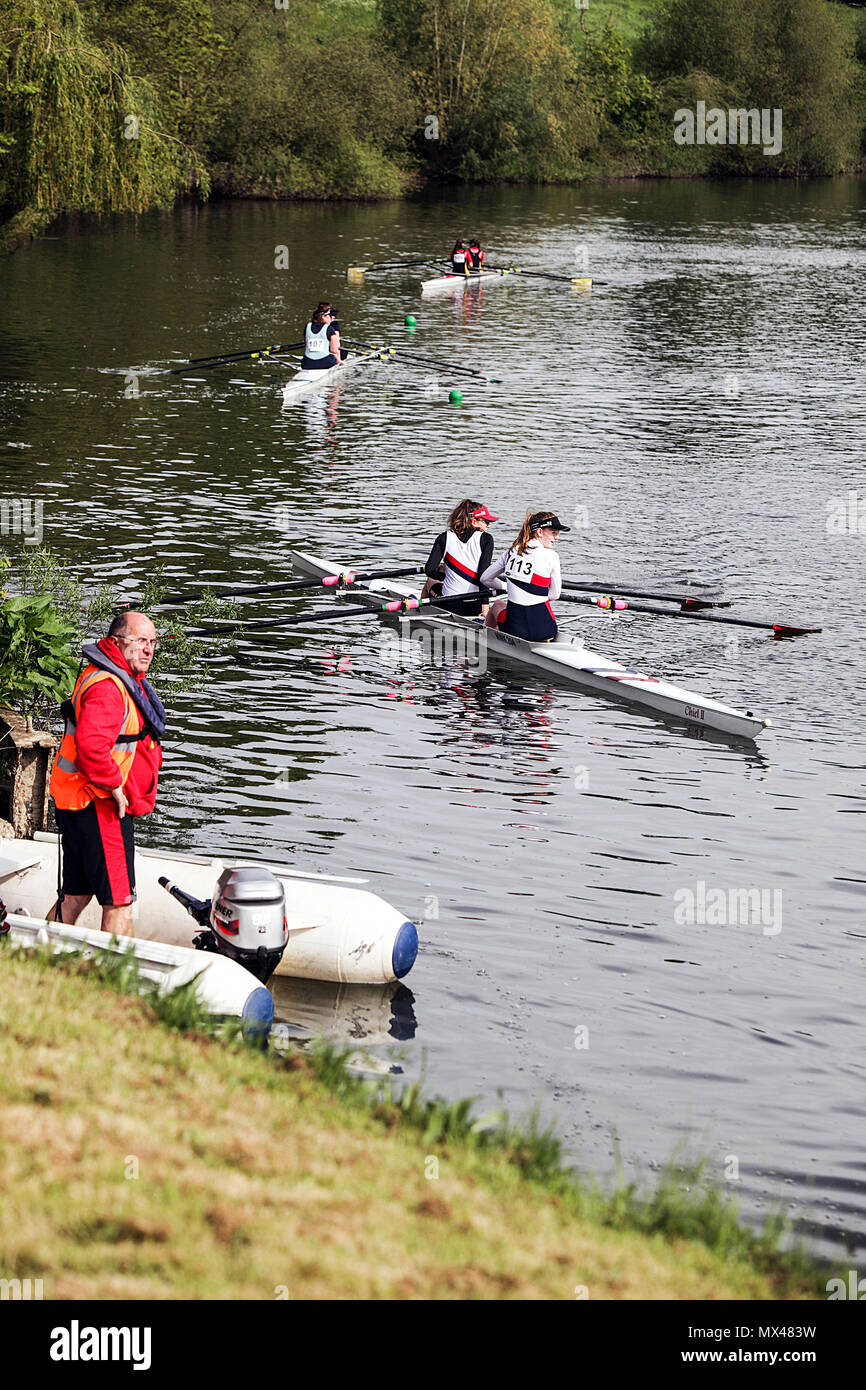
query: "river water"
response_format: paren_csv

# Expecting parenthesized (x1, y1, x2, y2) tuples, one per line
(2, 180, 864, 1262)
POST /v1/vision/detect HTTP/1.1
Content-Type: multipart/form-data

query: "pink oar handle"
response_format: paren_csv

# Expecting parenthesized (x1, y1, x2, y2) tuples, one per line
(382, 597, 421, 613)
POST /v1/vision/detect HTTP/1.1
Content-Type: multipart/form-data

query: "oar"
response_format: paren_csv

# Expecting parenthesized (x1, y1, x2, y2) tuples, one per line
(563, 581, 730, 610)
(484, 264, 606, 286)
(154, 566, 424, 608)
(188, 590, 490, 635)
(171, 342, 305, 374)
(342, 339, 501, 383)
(347, 258, 446, 273)
(558, 593, 821, 638)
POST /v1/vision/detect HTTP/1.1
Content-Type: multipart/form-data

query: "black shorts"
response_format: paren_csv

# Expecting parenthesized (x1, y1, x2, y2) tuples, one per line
(500, 602, 558, 642)
(56, 800, 136, 909)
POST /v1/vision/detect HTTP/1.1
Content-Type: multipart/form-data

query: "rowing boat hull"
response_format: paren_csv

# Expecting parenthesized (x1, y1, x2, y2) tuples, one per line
(0, 836, 418, 985)
(281, 349, 378, 406)
(420, 270, 512, 295)
(291, 551, 770, 740)
(420, 270, 593, 296)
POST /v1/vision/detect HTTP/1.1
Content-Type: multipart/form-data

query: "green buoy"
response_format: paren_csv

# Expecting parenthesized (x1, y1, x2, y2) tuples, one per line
(404, 314, 417, 327)
(449, 388, 463, 405)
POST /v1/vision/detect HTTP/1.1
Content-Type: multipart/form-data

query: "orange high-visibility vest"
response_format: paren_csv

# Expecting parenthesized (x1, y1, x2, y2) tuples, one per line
(49, 666, 143, 811)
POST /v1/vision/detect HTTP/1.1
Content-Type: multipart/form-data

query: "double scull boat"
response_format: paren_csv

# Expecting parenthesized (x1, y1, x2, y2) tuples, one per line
(291, 552, 772, 740)
(420, 268, 593, 296)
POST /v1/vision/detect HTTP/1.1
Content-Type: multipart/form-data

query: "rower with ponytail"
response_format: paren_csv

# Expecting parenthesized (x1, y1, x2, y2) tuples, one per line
(481, 509, 571, 641)
(422, 498, 499, 615)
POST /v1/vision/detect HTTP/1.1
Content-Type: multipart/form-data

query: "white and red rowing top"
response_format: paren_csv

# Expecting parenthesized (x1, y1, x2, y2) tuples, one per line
(481, 539, 562, 612)
(441, 528, 490, 596)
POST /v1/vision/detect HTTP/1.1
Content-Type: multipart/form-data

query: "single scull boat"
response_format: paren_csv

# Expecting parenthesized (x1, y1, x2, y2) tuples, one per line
(291, 552, 772, 740)
(281, 346, 386, 406)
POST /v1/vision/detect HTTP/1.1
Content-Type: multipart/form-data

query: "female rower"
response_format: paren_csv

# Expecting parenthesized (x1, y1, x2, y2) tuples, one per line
(300, 302, 346, 370)
(450, 240, 469, 275)
(422, 500, 499, 615)
(481, 510, 571, 641)
(467, 237, 484, 270)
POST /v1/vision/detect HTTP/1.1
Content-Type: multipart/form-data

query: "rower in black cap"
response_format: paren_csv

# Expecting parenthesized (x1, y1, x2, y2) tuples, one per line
(481, 510, 571, 642)
(300, 302, 347, 370)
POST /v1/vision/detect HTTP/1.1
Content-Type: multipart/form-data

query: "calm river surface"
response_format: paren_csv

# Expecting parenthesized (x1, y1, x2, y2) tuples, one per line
(2, 181, 864, 1260)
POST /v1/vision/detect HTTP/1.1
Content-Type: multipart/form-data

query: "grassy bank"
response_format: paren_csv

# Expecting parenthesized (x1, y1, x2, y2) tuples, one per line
(0, 949, 825, 1300)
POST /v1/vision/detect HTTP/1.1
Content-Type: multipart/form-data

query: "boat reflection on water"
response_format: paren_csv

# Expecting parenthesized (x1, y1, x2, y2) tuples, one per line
(270, 976, 417, 1044)
(300, 384, 342, 449)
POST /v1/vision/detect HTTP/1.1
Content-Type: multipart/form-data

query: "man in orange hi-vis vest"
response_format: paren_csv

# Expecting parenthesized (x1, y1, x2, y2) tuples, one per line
(48, 609, 166, 937)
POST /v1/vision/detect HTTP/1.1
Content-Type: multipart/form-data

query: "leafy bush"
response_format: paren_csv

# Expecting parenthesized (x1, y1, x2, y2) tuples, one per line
(0, 585, 80, 731)
(635, 0, 865, 174)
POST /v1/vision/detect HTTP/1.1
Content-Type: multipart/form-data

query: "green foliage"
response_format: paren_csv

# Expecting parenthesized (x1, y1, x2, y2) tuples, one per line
(0, 0, 205, 225)
(582, 22, 658, 139)
(1, 548, 239, 724)
(76, 0, 413, 198)
(379, 0, 601, 180)
(135, 565, 240, 695)
(18, 545, 115, 638)
(0, 592, 80, 727)
(635, 0, 865, 174)
(2, 0, 865, 222)
(1, 547, 81, 725)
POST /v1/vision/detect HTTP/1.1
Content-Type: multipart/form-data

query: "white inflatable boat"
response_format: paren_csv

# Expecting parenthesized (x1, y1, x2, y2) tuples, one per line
(0, 834, 419, 986)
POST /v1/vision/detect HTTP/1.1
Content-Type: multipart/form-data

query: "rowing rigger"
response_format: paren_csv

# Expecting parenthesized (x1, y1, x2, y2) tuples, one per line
(288, 552, 774, 741)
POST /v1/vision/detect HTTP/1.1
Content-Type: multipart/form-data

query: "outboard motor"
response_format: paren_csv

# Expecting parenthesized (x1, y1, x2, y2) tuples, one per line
(159, 866, 288, 984)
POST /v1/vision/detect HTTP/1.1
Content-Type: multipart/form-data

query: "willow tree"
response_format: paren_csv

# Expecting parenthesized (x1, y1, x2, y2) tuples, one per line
(0, 0, 206, 250)
(379, 0, 599, 180)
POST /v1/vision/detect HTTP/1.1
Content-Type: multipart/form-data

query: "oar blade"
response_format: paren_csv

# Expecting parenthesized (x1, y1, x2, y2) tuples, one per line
(772, 623, 823, 639)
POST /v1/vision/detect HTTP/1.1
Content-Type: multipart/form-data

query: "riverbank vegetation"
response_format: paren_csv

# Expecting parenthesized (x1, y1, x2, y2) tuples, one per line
(0, 545, 241, 728)
(0, 946, 827, 1298)
(2, 0, 865, 245)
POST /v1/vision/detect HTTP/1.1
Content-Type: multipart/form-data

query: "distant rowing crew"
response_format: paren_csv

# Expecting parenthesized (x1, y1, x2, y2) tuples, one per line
(345, 242, 594, 294)
(422, 500, 571, 644)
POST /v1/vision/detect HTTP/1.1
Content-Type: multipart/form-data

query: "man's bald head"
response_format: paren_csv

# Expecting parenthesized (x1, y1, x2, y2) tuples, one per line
(108, 610, 157, 675)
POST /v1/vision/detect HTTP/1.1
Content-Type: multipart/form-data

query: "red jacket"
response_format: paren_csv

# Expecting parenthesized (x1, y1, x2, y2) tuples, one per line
(73, 639, 163, 816)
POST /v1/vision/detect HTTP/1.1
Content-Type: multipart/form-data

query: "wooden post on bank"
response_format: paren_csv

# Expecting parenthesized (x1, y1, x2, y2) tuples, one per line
(0, 709, 56, 839)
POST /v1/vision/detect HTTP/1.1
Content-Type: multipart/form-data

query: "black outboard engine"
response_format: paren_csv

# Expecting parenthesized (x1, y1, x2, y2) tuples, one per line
(159, 866, 288, 984)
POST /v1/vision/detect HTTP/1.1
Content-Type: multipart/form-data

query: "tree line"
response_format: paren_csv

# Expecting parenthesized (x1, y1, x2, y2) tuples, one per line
(1, 0, 865, 246)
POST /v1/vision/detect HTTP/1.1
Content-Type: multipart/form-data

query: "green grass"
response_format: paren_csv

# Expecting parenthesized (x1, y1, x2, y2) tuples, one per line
(0, 945, 831, 1299)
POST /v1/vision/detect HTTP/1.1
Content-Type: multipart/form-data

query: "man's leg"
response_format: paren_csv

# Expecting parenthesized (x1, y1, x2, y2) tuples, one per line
(50, 893, 93, 924)
(101, 904, 134, 936)
(92, 799, 137, 932)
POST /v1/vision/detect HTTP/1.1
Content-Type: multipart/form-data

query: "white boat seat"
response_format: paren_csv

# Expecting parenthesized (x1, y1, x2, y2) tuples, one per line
(0, 852, 44, 882)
